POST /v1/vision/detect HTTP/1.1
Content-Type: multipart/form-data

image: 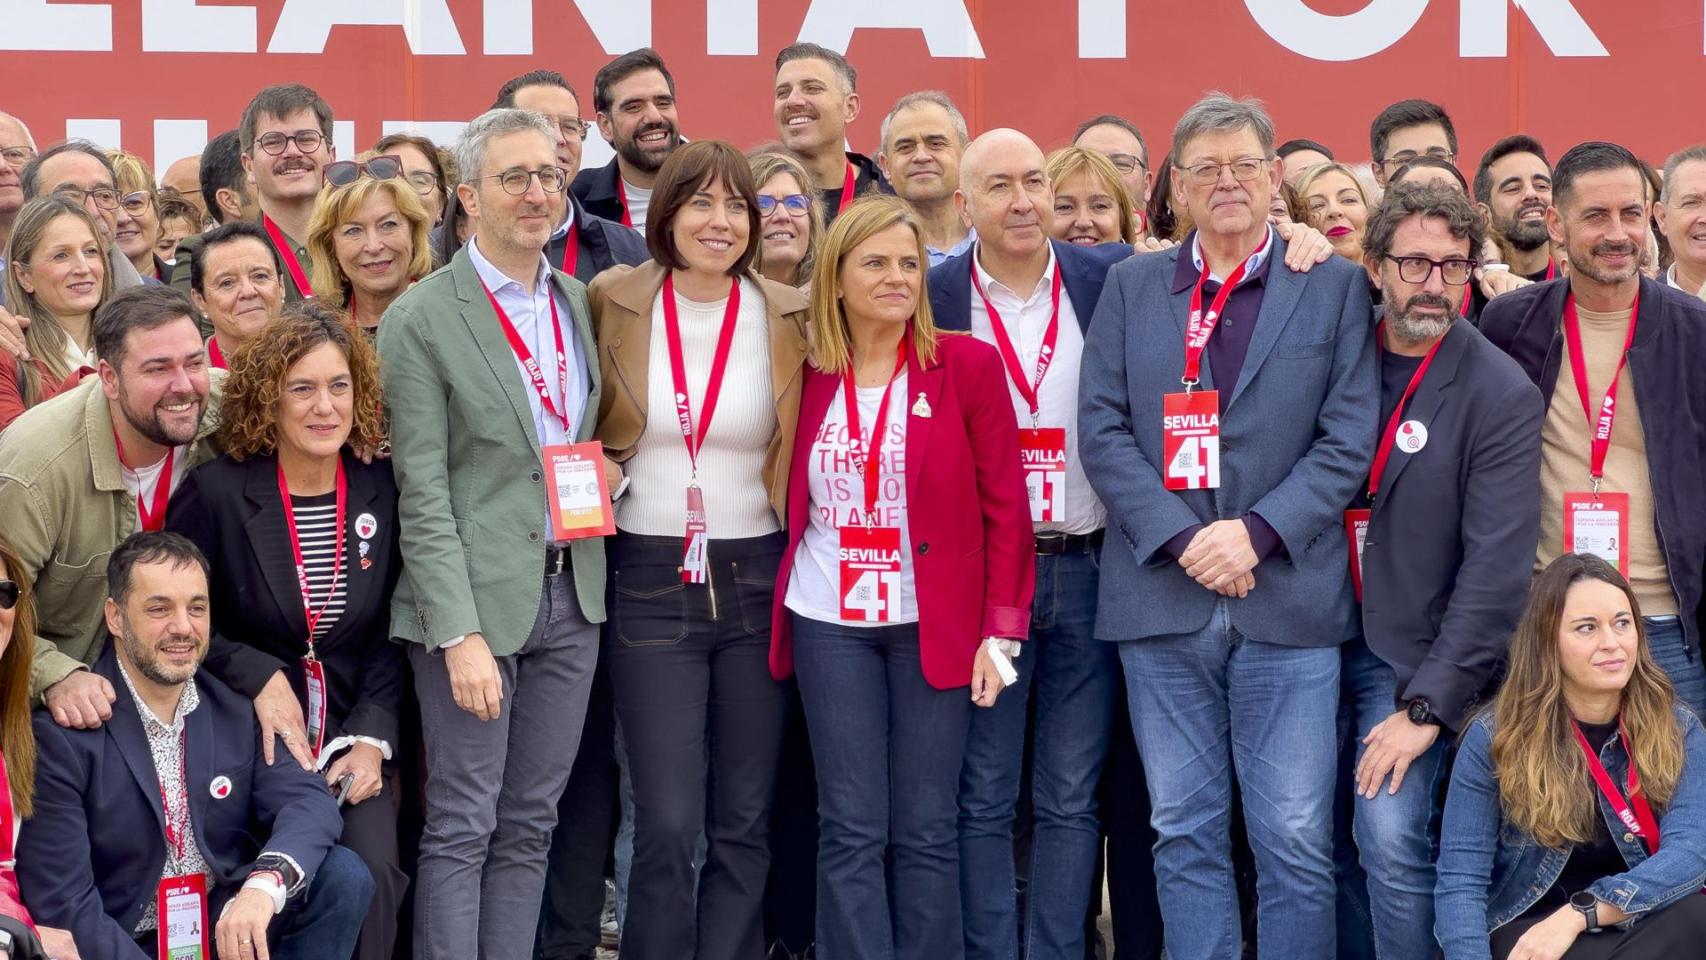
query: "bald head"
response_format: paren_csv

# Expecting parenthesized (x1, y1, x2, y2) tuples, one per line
(0, 112, 32, 221)
(0, 113, 34, 151)
(955, 128, 1052, 262)
(160, 154, 207, 221)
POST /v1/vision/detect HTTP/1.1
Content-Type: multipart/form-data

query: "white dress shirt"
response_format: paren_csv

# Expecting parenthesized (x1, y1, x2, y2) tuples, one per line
(466, 235, 589, 450)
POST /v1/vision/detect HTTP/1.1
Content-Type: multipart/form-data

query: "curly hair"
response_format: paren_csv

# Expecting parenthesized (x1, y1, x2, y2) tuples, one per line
(216, 300, 386, 460)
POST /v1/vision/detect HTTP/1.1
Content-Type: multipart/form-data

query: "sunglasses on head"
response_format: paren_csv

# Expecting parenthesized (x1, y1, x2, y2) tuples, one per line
(0, 580, 17, 611)
(324, 155, 403, 188)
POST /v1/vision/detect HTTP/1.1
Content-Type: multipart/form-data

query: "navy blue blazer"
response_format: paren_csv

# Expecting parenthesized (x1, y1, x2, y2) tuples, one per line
(929, 239, 1131, 333)
(1077, 233, 1377, 646)
(16, 649, 347, 960)
(570, 158, 628, 227)
(546, 194, 650, 285)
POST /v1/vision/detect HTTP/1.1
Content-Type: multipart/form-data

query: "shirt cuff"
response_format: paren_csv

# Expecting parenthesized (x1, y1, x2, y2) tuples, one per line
(1243, 512, 1284, 561)
(1161, 523, 1204, 560)
(438, 634, 466, 650)
(314, 735, 395, 772)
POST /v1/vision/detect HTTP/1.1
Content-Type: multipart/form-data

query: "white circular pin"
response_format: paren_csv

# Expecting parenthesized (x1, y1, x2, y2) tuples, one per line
(1396, 420, 1429, 454)
(210, 775, 233, 800)
(355, 512, 378, 541)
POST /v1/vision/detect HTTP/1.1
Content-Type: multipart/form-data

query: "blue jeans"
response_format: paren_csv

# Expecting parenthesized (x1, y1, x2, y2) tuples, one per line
(273, 845, 374, 960)
(1646, 616, 1706, 724)
(1119, 603, 1340, 960)
(1333, 637, 1448, 960)
(958, 549, 1119, 960)
(793, 615, 971, 960)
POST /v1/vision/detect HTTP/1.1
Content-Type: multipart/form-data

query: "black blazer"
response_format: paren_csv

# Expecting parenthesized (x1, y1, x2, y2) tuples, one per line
(928, 239, 1131, 334)
(166, 449, 405, 749)
(571, 158, 627, 227)
(1358, 319, 1544, 730)
(546, 194, 651, 285)
(1479, 277, 1706, 656)
(16, 650, 346, 960)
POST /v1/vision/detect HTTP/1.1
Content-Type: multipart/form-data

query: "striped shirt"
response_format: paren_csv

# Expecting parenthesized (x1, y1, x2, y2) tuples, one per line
(289, 492, 347, 644)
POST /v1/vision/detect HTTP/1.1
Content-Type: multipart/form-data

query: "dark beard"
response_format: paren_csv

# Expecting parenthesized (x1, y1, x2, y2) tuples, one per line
(118, 386, 203, 448)
(616, 122, 680, 174)
(1499, 214, 1550, 252)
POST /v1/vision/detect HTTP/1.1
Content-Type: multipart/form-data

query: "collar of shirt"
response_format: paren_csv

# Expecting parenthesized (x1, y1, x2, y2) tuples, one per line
(467, 234, 553, 297)
(115, 654, 200, 734)
(550, 201, 579, 242)
(973, 238, 1058, 307)
(1188, 223, 1275, 284)
(1666, 263, 1683, 291)
(928, 227, 977, 267)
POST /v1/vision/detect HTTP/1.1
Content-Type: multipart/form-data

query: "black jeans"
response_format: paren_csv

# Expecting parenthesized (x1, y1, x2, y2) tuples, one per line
(604, 532, 789, 960)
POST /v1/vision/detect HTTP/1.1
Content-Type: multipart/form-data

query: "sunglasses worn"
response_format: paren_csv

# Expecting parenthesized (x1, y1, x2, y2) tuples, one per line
(757, 194, 811, 216)
(325, 155, 403, 188)
(0, 580, 17, 611)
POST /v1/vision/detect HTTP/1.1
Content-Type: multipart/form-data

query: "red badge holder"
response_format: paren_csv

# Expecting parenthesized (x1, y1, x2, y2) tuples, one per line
(544, 441, 616, 542)
(1162, 390, 1220, 490)
(1019, 427, 1068, 522)
(157, 873, 209, 959)
(838, 524, 903, 622)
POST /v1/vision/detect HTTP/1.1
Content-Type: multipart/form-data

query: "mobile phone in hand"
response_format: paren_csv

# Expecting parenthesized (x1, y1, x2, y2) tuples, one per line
(331, 772, 355, 807)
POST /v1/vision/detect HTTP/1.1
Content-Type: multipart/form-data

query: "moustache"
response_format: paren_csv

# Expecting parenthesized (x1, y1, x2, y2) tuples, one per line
(1591, 240, 1638, 257)
(1402, 293, 1455, 317)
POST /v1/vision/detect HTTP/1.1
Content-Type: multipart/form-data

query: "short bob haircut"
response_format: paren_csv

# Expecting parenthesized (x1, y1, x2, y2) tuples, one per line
(807, 195, 940, 375)
(646, 140, 762, 276)
(748, 151, 825, 287)
(305, 176, 434, 309)
(216, 300, 386, 460)
(1045, 146, 1137, 244)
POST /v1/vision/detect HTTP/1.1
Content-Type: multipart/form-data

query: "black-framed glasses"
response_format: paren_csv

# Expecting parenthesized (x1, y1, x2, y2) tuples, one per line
(1381, 149, 1455, 171)
(757, 194, 811, 216)
(0, 580, 17, 611)
(473, 166, 568, 195)
(255, 129, 326, 156)
(119, 191, 153, 216)
(0, 146, 34, 167)
(1105, 153, 1148, 176)
(1385, 254, 1475, 285)
(325, 155, 402, 188)
(53, 185, 120, 210)
(1176, 157, 1268, 186)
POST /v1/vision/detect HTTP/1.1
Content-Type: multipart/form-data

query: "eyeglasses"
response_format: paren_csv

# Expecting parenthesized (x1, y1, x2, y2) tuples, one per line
(540, 115, 590, 143)
(325, 155, 402, 188)
(1176, 157, 1269, 186)
(1105, 153, 1148, 176)
(1381, 149, 1455, 171)
(757, 194, 811, 216)
(254, 129, 326, 156)
(1384, 254, 1476, 286)
(53, 185, 120, 210)
(473, 166, 568, 196)
(119, 191, 154, 216)
(405, 171, 442, 197)
(0, 146, 34, 167)
(0, 580, 17, 611)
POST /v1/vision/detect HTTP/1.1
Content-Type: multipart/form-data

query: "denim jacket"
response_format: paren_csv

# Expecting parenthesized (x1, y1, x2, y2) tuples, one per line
(1435, 705, 1706, 959)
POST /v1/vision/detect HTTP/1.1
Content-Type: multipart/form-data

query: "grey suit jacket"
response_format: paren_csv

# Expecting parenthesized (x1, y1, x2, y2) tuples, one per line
(375, 246, 607, 655)
(1078, 236, 1377, 646)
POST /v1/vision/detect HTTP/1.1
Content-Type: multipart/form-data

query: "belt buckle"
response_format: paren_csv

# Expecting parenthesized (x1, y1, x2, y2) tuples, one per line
(1034, 534, 1066, 556)
(545, 545, 568, 577)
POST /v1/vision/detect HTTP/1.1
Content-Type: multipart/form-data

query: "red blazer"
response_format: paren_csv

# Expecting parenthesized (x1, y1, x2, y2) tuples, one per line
(770, 333, 1035, 690)
(0, 356, 89, 432)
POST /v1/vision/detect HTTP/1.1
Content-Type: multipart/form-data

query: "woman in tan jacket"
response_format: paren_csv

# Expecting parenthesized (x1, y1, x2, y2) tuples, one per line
(588, 139, 809, 960)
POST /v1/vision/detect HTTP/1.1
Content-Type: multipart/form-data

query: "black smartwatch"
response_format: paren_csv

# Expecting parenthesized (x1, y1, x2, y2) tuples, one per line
(1570, 891, 1602, 932)
(1406, 697, 1439, 726)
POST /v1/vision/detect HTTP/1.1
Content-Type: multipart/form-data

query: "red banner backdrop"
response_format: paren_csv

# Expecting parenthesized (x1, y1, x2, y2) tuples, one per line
(0, 0, 1698, 175)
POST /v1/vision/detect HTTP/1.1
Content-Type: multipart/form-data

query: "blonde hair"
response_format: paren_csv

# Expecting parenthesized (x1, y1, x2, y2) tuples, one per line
(807, 195, 940, 374)
(2, 197, 114, 404)
(105, 149, 157, 200)
(1297, 163, 1371, 223)
(1491, 554, 1687, 848)
(1045, 147, 1136, 244)
(305, 176, 433, 310)
(748, 151, 825, 287)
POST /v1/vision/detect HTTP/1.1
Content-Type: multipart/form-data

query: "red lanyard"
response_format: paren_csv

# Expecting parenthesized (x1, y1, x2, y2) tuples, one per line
(157, 728, 190, 862)
(1367, 325, 1443, 500)
(276, 458, 347, 655)
(837, 160, 857, 215)
(116, 431, 175, 532)
(1562, 293, 1639, 486)
(1182, 232, 1270, 385)
(0, 750, 13, 865)
(1545, 258, 1558, 282)
(207, 337, 227, 370)
(482, 277, 573, 433)
(560, 221, 579, 276)
(974, 258, 1062, 424)
(618, 182, 635, 229)
(662, 274, 742, 477)
(1571, 717, 1662, 856)
(843, 339, 909, 519)
(262, 215, 314, 298)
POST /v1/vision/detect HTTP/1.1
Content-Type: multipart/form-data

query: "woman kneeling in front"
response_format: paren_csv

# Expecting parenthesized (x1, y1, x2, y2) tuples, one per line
(1435, 553, 1706, 960)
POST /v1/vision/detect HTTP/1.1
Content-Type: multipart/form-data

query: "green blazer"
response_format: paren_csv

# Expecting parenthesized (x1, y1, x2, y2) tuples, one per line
(375, 247, 607, 655)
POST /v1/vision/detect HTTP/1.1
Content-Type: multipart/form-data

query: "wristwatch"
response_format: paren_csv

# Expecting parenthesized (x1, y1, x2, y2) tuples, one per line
(1570, 891, 1602, 932)
(1406, 697, 1439, 726)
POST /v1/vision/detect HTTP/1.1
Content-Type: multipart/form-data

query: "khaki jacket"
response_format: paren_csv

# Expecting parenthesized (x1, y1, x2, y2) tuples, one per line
(0, 376, 224, 699)
(589, 261, 810, 523)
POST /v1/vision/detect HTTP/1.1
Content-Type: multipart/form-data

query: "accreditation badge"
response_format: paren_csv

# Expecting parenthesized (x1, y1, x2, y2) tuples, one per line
(302, 655, 327, 758)
(681, 484, 709, 584)
(1162, 391, 1220, 490)
(1563, 492, 1631, 578)
(157, 873, 209, 959)
(543, 442, 616, 542)
(838, 525, 903, 623)
(1343, 508, 1372, 602)
(1019, 427, 1068, 523)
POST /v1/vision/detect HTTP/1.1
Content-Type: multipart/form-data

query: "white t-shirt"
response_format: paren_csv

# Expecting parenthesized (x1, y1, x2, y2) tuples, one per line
(622, 179, 653, 233)
(785, 372, 919, 626)
(122, 445, 192, 530)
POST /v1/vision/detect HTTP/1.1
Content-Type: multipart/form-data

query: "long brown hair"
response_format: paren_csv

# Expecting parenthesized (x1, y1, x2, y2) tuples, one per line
(1491, 553, 1686, 848)
(2, 197, 114, 405)
(0, 534, 37, 819)
(806, 195, 940, 375)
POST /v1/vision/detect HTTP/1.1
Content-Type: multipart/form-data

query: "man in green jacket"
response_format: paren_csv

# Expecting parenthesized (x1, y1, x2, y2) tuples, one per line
(375, 108, 606, 960)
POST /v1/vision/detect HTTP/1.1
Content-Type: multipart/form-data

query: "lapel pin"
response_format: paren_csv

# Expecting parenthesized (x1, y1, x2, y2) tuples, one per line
(1397, 420, 1428, 454)
(912, 393, 932, 418)
(210, 775, 233, 800)
(361, 557, 373, 571)
(355, 512, 378, 541)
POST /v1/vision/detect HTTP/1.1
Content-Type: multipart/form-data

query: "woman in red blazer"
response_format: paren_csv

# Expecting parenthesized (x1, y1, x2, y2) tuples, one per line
(769, 195, 1034, 960)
